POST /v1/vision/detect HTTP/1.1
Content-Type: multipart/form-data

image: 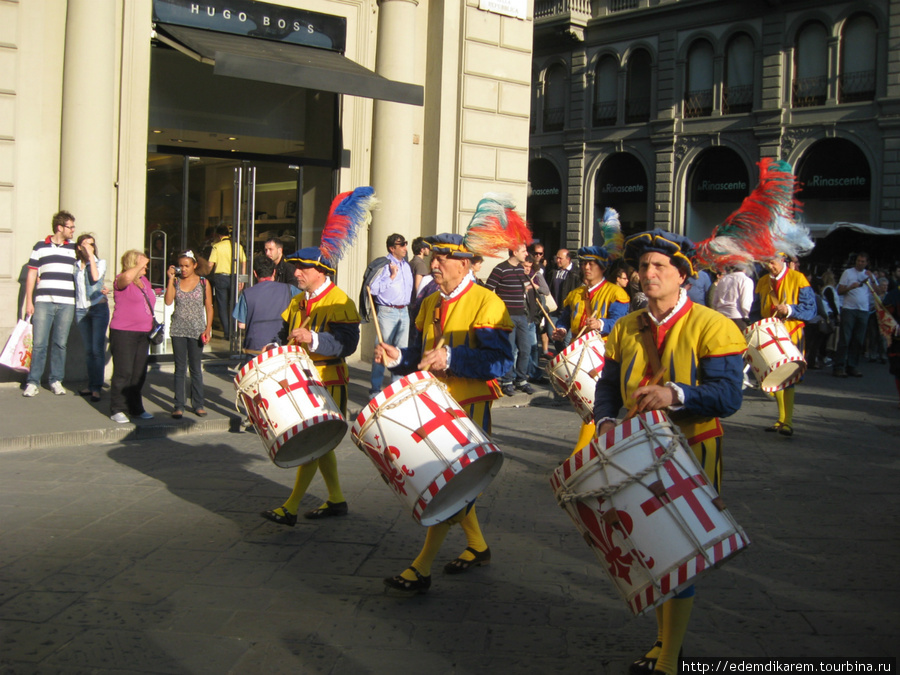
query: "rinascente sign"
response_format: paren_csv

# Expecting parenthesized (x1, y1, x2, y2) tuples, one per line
(153, 0, 347, 52)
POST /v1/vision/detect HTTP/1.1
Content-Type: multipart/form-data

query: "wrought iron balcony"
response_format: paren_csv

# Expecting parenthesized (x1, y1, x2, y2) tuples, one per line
(722, 84, 753, 115)
(543, 106, 566, 132)
(792, 75, 826, 108)
(625, 96, 650, 124)
(593, 100, 618, 127)
(683, 89, 713, 118)
(839, 69, 875, 103)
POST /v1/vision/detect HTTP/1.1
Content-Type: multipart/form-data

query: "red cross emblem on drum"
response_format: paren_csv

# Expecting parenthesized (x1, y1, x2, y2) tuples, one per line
(758, 325, 793, 356)
(640, 447, 714, 532)
(275, 363, 320, 407)
(411, 393, 470, 446)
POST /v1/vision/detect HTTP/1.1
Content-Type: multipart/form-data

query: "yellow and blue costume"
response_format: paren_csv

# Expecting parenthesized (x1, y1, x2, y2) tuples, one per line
(752, 265, 816, 434)
(593, 229, 745, 675)
(557, 279, 630, 336)
(385, 233, 515, 592)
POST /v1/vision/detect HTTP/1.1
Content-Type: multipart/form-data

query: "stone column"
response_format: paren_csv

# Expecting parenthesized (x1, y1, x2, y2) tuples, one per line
(59, 0, 116, 253)
(370, 0, 419, 252)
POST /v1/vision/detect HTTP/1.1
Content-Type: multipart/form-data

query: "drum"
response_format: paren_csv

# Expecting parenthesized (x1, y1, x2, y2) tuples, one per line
(233, 345, 347, 468)
(744, 318, 806, 392)
(350, 371, 504, 527)
(547, 330, 606, 423)
(550, 411, 750, 616)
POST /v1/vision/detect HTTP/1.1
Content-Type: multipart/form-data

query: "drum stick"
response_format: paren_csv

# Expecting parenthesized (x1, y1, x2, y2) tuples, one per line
(421, 337, 446, 373)
(538, 301, 556, 330)
(288, 315, 313, 347)
(622, 366, 667, 421)
(365, 287, 386, 345)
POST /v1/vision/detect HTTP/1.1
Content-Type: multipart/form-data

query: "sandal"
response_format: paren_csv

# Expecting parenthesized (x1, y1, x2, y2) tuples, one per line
(171, 410, 183, 419)
(78, 389, 92, 397)
(778, 423, 794, 437)
(629, 642, 662, 675)
(260, 507, 297, 527)
(443, 546, 491, 574)
(90, 392, 101, 402)
(383, 566, 431, 594)
(194, 408, 208, 417)
(764, 422, 783, 433)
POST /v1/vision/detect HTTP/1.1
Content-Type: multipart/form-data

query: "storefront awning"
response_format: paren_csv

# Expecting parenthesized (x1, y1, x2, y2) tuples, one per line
(154, 23, 423, 107)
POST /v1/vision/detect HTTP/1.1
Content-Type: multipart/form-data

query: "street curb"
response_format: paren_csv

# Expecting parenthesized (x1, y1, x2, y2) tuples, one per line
(0, 417, 239, 452)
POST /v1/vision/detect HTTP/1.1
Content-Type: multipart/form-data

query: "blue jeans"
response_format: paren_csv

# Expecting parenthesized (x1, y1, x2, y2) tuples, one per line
(172, 335, 205, 411)
(75, 303, 110, 392)
(835, 308, 869, 371)
(369, 306, 410, 395)
(211, 273, 233, 339)
(502, 314, 535, 385)
(28, 301, 75, 387)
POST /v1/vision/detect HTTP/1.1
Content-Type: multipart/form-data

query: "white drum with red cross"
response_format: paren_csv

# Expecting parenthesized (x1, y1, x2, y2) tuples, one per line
(550, 410, 750, 616)
(744, 318, 806, 392)
(547, 330, 606, 423)
(234, 345, 347, 468)
(350, 371, 504, 526)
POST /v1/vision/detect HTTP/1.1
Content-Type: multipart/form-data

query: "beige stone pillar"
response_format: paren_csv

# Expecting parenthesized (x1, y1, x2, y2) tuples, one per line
(59, 0, 116, 255)
(370, 0, 419, 251)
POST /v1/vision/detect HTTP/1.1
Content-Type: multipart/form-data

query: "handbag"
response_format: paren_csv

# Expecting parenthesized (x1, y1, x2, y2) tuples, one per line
(0, 317, 34, 372)
(141, 285, 166, 345)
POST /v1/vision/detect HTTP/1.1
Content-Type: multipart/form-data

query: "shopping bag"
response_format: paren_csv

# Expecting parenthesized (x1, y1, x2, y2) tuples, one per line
(0, 318, 34, 373)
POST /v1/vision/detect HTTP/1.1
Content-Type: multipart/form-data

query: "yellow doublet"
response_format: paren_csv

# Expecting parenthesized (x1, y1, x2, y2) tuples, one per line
(605, 304, 746, 446)
(756, 270, 810, 347)
(563, 280, 630, 331)
(282, 283, 360, 387)
(415, 282, 513, 405)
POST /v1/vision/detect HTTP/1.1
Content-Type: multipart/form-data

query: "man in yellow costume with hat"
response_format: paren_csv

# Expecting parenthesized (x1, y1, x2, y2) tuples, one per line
(594, 229, 746, 675)
(260, 187, 375, 526)
(374, 193, 524, 594)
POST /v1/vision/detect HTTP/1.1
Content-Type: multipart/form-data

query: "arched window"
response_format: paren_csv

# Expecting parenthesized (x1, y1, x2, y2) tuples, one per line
(684, 39, 714, 118)
(723, 33, 754, 115)
(840, 14, 877, 103)
(793, 21, 828, 107)
(593, 55, 618, 127)
(626, 49, 651, 124)
(543, 64, 568, 132)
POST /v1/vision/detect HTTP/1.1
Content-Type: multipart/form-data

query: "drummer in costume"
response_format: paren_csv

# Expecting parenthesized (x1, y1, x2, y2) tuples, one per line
(260, 187, 375, 526)
(694, 158, 816, 438)
(374, 193, 524, 594)
(751, 252, 816, 436)
(594, 230, 746, 675)
(552, 210, 629, 454)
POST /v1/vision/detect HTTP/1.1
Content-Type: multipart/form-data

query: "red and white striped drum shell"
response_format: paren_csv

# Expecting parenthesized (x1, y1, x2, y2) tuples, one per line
(744, 318, 806, 392)
(547, 330, 606, 423)
(351, 371, 504, 527)
(550, 410, 750, 616)
(234, 346, 347, 468)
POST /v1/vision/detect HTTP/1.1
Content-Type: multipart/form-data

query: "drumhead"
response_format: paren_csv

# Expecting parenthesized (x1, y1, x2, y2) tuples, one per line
(271, 418, 348, 468)
(419, 447, 504, 526)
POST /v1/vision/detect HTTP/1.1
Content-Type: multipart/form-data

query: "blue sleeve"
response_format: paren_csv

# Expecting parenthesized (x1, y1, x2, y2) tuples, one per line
(677, 353, 744, 419)
(556, 305, 572, 331)
(448, 326, 513, 381)
(790, 286, 818, 322)
(233, 294, 247, 322)
(391, 327, 424, 375)
(315, 322, 360, 359)
(600, 301, 628, 336)
(593, 358, 623, 422)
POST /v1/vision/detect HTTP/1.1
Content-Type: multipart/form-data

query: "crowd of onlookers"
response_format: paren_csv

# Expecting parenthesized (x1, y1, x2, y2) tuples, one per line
(15, 209, 900, 424)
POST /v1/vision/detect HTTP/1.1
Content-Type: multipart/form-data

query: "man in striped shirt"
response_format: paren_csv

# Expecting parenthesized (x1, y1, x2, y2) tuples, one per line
(485, 243, 535, 396)
(23, 211, 78, 397)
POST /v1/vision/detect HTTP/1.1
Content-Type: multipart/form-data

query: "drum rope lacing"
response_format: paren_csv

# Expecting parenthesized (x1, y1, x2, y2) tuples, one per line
(234, 349, 324, 425)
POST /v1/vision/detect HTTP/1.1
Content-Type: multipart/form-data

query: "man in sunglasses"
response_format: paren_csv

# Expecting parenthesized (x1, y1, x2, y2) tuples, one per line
(367, 233, 413, 397)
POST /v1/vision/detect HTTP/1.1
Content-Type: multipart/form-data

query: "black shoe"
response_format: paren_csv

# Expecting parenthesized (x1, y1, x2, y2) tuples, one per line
(630, 642, 662, 675)
(384, 566, 431, 594)
(516, 381, 535, 395)
(847, 369, 863, 378)
(303, 500, 348, 520)
(501, 383, 516, 397)
(444, 546, 491, 574)
(261, 507, 297, 527)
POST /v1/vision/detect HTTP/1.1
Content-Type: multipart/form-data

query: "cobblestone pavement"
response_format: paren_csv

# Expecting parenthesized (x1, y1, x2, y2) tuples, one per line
(1, 361, 898, 673)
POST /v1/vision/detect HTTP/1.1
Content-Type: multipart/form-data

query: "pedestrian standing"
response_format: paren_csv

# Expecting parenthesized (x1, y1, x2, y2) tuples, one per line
(73, 233, 109, 401)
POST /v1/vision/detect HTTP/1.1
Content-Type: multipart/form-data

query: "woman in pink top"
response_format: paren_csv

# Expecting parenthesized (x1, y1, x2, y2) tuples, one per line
(108, 249, 156, 423)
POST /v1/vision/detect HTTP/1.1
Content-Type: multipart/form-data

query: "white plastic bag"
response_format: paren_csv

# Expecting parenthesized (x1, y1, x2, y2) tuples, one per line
(0, 317, 34, 373)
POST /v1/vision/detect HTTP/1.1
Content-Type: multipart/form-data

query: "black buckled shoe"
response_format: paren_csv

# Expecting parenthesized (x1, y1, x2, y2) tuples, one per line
(629, 642, 662, 675)
(303, 500, 348, 520)
(260, 507, 297, 527)
(384, 566, 431, 594)
(444, 546, 491, 574)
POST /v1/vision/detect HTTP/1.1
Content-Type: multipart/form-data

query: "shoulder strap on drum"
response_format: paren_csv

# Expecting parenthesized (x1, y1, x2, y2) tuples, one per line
(638, 312, 664, 380)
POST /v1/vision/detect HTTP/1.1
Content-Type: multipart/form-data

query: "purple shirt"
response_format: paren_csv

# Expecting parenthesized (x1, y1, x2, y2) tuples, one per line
(110, 275, 156, 332)
(369, 254, 413, 307)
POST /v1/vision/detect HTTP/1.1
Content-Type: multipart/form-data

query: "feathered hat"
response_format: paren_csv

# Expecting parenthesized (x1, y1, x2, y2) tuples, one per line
(428, 192, 532, 259)
(285, 187, 377, 274)
(580, 207, 625, 268)
(623, 229, 697, 277)
(694, 159, 812, 270)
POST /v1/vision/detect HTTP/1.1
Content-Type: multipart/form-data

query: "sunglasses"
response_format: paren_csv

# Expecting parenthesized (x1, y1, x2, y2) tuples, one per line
(392, 240, 408, 247)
